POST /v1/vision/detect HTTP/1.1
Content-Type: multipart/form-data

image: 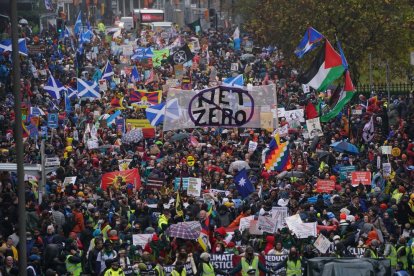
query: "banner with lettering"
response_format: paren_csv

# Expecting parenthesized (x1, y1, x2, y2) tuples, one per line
(164, 262, 194, 276)
(265, 254, 288, 275)
(164, 84, 277, 131)
(211, 254, 234, 275)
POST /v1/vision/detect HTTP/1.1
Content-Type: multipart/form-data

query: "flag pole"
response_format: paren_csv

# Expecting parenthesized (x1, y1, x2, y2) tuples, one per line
(11, 0, 28, 273)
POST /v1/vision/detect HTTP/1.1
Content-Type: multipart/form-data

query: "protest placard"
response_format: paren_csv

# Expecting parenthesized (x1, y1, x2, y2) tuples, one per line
(306, 117, 323, 138)
(351, 171, 372, 186)
(271, 207, 288, 230)
(339, 166, 356, 181)
(265, 254, 288, 274)
(316, 180, 335, 193)
(314, 234, 332, 253)
(211, 254, 234, 274)
(239, 215, 255, 232)
(63, 176, 77, 186)
(258, 215, 276, 233)
(381, 146, 392, 155)
(383, 163, 391, 176)
(132, 234, 153, 247)
(187, 178, 202, 197)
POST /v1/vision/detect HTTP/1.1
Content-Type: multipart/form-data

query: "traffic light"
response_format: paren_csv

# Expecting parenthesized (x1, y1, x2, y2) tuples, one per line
(56, 18, 64, 33)
(209, 8, 216, 28)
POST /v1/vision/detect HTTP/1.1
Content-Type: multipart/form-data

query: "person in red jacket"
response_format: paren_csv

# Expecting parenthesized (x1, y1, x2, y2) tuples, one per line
(72, 203, 85, 234)
(406, 141, 414, 165)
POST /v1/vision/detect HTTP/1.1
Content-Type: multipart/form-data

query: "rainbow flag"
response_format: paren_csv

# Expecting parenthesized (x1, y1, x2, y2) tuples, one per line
(262, 135, 292, 171)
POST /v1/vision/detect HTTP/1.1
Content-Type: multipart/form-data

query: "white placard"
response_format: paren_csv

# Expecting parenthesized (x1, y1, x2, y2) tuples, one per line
(258, 215, 276, 233)
(99, 79, 107, 92)
(302, 84, 311, 93)
(231, 63, 239, 71)
(306, 117, 323, 138)
(122, 45, 134, 56)
(187, 178, 202, 197)
(239, 215, 254, 232)
(314, 234, 332, 253)
(381, 146, 392, 155)
(132, 234, 153, 247)
(382, 162, 391, 176)
(63, 176, 77, 186)
(248, 141, 258, 152)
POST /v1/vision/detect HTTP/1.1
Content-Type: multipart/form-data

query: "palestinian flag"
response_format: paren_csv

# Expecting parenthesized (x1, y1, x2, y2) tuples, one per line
(320, 71, 355, 122)
(298, 40, 344, 92)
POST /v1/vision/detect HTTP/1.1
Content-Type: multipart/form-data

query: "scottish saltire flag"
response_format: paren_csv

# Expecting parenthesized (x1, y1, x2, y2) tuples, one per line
(130, 66, 140, 82)
(30, 107, 46, 116)
(101, 60, 114, 80)
(67, 87, 78, 99)
(131, 47, 153, 60)
(77, 78, 100, 98)
(0, 38, 28, 56)
(295, 27, 324, 58)
(146, 99, 180, 126)
(222, 74, 244, 87)
(60, 26, 71, 40)
(74, 12, 82, 35)
(81, 29, 94, 43)
(44, 74, 65, 100)
(233, 27, 241, 51)
(234, 168, 255, 198)
(107, 110, 122, 127)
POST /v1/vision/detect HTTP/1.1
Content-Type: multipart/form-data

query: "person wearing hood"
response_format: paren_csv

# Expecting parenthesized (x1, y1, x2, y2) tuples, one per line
(263, 235, 275, 255)
(196, 252, 227, 276)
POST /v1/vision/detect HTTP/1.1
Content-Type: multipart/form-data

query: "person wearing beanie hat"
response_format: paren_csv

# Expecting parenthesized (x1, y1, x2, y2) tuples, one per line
(197, 252, 227, 276)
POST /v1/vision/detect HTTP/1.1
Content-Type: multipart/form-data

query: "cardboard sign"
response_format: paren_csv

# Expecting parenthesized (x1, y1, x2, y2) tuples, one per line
(381, 146, 392, 155)
(306, 117, 323, 138)
(63, 176, 77, 186)
(351, 171, 371, 186)
(258, 215, 276, 233)
(316, 180, 335, 193)
(132, 234, 153, 247)
(382, 163, 391, 176)
(187, 177, 202, 197)
(314, 234, 332, 254)
(239, 215, 254, 232)
(125, 119, 155, 129)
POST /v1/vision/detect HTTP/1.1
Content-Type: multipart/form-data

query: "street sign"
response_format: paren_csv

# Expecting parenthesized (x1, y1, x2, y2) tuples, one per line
(45, 157, 60, 167)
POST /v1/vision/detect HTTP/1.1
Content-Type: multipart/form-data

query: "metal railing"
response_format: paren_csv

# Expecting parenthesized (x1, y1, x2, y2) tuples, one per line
(356, 83, 413, 95)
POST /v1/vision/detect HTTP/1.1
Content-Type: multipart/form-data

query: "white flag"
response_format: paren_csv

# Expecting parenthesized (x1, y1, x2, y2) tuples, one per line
(362, 116, 375, 142)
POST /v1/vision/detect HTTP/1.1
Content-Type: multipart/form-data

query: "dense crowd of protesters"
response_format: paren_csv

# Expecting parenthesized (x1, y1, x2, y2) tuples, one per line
(0, 15, 413, 276)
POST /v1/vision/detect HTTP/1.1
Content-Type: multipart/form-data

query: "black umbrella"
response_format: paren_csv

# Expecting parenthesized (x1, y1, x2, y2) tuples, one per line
(317, 151, 336, 166)
(171, 133, 190, 141)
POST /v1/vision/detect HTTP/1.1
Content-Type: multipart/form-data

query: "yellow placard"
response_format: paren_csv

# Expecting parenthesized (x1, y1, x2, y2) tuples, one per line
(187, 155, 195, 167)
(391, 147, 401, 157)
(125, 119, 154, 129)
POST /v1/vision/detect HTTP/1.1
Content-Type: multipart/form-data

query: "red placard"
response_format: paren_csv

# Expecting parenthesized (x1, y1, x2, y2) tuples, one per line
(351, 171, 371, 186)
(316, 180, 335, 193)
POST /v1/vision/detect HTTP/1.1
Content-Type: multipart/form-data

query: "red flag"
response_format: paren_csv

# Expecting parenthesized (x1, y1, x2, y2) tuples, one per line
(145, 70, 155, 85)
(189, 135, 199, 147)
(305, 101, 318, 120)
(101, 168, 141, 191)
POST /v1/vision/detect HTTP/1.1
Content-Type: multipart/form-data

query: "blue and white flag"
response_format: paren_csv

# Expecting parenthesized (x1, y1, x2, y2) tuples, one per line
(77, 78, 100, 98)
(60, 26, 71, 40)
(67, 87, 78, 99)
(45, 0, 53, 10)
(74, 11, 82, 35)
(222, 74, 244, 87)
(107, 110, 122, 127)
(131, 47, 153, 60)
(130, 66, 140, 83)
(234, 168, 255, 198)
(101, 60, 114, 80)
(44, 74, 65, 100)
(30, 106, 46, 116)
(0, 38, 28, 56)
(64, 91, 71, 113)
(145, 99, 180, 126)
(295, 27, 324, 58)
(81, 29, 94, 43)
